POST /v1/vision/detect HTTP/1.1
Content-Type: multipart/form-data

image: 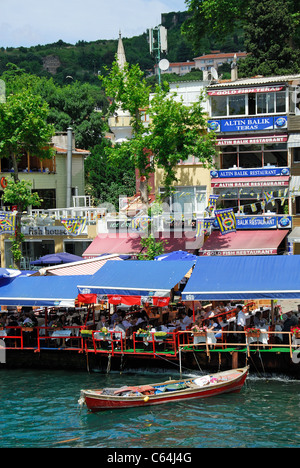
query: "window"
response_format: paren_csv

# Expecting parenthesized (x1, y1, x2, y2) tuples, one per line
(228, 94, 246, 115)
(210, 89, 286, 117)
(293, 148, 300, 163)
(211, 95, 227, 116)
(257, 93, 274, 114)
(64, 240, 92, 256)
(32, 189, 56, 210)
(219, 143, 287, 168)
(4, 239, 55, 269)
(215, 185, 287, 215)
(160, 186, 207, 216)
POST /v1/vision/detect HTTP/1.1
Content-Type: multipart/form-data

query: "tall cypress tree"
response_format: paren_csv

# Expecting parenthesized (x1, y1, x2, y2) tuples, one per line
(238, 0, 300, 76)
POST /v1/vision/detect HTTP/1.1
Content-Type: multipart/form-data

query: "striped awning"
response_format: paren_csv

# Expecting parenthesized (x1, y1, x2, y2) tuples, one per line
(36, 254, 124, 276)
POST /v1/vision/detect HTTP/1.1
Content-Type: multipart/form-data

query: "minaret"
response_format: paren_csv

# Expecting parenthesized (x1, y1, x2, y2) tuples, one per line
(108, 31, 132, 143)
(117, 31, 127, 71)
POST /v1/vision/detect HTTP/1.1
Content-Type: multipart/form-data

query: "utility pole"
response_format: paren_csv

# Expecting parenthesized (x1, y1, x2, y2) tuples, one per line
(148, 25, 168, 87)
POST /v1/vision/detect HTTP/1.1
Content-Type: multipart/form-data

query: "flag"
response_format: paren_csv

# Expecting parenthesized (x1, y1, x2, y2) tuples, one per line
(215, 208, 236, 235)
(264, 191, 273, 203)
(0, 212, 16, 234)
(61, 217, 87, 235)
(206, 195, 219, 214)
(130, 215, 149, 232)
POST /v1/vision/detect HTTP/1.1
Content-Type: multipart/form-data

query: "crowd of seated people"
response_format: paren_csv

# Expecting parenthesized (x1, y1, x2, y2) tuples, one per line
(1, 300, 299, 350)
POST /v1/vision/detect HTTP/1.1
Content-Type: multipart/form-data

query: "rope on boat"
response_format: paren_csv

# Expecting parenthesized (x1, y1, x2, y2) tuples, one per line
(106, 353, 112, 374)
(258, 350, 266, 376)
(193, 350, 203, 373)
(153, 351, 200, 375)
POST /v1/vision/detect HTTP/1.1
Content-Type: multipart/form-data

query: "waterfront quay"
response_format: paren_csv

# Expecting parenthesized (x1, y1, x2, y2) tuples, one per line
(0, 303, 299, 377)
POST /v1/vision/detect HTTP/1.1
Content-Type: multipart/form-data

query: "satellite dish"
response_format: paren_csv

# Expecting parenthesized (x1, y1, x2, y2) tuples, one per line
(210, 67, 218, 81)
(159, 59, 170, 71)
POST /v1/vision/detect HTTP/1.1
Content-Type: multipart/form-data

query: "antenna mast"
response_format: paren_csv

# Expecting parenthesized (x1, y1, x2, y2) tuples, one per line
(148, 25, 168, 86)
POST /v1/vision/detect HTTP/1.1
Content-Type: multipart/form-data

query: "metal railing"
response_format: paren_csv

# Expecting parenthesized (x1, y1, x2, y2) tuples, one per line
(0, 326, 299, 360)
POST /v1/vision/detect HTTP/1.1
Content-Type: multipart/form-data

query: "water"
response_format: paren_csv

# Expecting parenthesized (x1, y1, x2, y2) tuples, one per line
(0, 368, 299, 448)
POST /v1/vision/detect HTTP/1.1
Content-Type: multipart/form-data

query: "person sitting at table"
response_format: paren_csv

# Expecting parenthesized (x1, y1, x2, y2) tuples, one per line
(121, 316, 133, 330)
(253, 311, 267, 328)
(113, 318, 126, 340)
(282, 311, 298, 344)
(180, 311, 192, 330)
(207, 317, 222, 339)
(96, 314, 109, 330)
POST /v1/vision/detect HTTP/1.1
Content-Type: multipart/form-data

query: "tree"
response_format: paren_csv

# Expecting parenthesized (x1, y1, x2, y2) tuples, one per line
(238, 0, 300, 76)
(1, 67, 108, 150)
(137, 234, 166, 260)
(182, 0, 300, 76)
(0, 86, 54, 269)
(0, 88, 55, 182)
(100, 60, 150, 135)
(2, 180, 43, 268)
(101, 61, 218, 207)
(182, 0, 248, 49)
(84, 143, 136, 208)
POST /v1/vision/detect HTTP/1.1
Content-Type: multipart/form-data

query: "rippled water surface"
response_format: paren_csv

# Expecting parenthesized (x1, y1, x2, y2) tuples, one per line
(0, 368, 299, 448)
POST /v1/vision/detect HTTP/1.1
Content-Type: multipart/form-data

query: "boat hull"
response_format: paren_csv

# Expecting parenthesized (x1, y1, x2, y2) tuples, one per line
(81, 367, 248, 412)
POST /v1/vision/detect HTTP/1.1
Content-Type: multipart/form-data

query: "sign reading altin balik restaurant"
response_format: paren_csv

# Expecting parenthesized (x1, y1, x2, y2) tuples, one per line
(211, 167, 290, 188)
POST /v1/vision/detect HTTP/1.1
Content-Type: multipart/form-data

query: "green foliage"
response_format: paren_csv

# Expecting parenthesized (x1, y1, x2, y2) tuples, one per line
(101, 60, 217, 209)
(137, 234, 167, 260)
(183, 0, 300, 76)
(84, 143, 136, 208)
(0, 86, 55, 181)
(100, 60, 151, 135)
(238, 0, 300, 76)
(2, 179, 42, 267)
(1, 68, 108, 150)
(2, 179, 42, 211)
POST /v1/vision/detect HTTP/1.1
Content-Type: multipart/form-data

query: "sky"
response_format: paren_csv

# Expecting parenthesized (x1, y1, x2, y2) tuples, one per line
(0, 0, 187, 48)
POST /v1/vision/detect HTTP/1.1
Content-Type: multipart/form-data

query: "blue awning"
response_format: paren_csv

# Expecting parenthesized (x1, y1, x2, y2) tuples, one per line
(182, 255, 300, 300)
(0, 275, 88, 307)
(154, 251, 198, 262)
(77, 260, 195, 297)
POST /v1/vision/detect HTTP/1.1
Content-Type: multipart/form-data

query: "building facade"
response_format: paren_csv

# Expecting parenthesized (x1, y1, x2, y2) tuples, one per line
(203, 73, 300, 256)
(0, 131, 95, 268)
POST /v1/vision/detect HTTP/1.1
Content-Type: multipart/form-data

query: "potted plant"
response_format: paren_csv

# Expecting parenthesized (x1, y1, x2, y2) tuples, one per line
(191, 325, 207, 337)
(136, 328, 150, 338)
(291, 327, 300, 339)
(80, 329, 93, 338)
(246, 327, 261, 338)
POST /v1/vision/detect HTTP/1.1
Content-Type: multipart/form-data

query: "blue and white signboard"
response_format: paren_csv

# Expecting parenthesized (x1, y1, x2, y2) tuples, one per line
(210, 167, 290, 178)
(208, 116, 287, 133)
(208, 215, 291, 230)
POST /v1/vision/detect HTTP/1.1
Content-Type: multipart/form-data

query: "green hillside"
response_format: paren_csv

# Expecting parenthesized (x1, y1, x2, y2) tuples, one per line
(0, 11, 245, 86)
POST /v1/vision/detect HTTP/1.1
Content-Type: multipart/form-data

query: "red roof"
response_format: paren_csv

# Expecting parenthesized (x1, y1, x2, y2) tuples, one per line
(53, 146, 89, 154)
(194, 52, 247, 60)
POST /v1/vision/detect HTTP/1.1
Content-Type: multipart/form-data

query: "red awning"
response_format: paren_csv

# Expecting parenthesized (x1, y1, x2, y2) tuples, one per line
(211, 176, 289, 188)
(107, 295, 170, 307)
(82, 232, 202, 258)
(82, 233, 143, 257)
(199, 229, 288, 256)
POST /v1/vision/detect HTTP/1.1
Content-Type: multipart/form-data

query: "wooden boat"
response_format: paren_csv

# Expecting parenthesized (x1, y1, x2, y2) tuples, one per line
(79, 366, 249, 412)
